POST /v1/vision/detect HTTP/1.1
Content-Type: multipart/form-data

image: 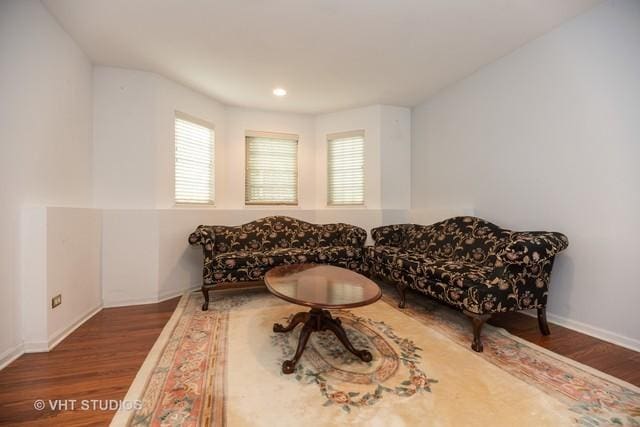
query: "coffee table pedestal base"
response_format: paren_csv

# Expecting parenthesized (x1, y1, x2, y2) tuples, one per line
(273, 308, 372, 374)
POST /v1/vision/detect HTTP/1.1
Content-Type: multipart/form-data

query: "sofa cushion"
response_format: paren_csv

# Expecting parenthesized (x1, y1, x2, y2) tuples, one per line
(418, 259, 495, 289)
(211, 248, 318, 270)
(211, 245, 363, 271)
(206, 266, 269, 284)
(314, 246, 362, 264)
(368, 245, 494, 287)
(368, 245, 459, 275)
(370, 259, 548, 314)
(204, 246, 364, 285)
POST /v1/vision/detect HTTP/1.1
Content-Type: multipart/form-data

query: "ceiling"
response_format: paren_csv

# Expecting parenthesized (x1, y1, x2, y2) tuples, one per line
(44, 0, 600, 114)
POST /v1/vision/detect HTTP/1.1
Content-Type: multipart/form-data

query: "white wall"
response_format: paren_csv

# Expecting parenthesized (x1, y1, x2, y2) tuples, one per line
(94, 68, 322, 305)
(380, 105, 412, 210)
(0, 0, 95, 366)
(20, 207, 101, 352)
(92, 69, 157, 208)
(19, 209, 48, 349)
(46, 208, 101, 343)
(93, 67, 411, 213)
(93, 67, 228, 209)
(411, 0, 640, 349)
(101, 210, 160, 306)
(93, 68, 320, 210)
(93, 68, 412, 305)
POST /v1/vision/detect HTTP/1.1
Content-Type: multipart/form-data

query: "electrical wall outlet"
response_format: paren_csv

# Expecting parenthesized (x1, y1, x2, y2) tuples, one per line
(52, 294, 62, 309)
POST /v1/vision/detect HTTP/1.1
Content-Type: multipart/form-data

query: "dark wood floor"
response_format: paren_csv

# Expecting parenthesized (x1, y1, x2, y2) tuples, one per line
(0, 295, 638, 426)
(0, 299, 179, 426)
(489, 312, 640, 386)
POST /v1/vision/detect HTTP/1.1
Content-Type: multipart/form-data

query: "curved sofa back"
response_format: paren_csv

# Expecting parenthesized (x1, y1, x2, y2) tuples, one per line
(406, 216, 512, 264)
(189, 216, 367, 254)
(372, 216, 568, 266)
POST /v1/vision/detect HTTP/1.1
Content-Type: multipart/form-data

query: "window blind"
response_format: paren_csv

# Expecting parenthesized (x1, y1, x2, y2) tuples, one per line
(245, 134, 298, 205)
(327, 131, 365, 206)
(174, 113, 215, 204)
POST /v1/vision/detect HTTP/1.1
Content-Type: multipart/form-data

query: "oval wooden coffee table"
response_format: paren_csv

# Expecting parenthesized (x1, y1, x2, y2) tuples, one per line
(265, 264, 382, 374)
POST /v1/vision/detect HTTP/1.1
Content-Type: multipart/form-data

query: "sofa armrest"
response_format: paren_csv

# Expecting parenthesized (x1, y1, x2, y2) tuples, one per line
(340, 225, 367, 247)
(188, 225, 215, 259)
(498, 231, 569, 265)
(370, 224, 410, 247)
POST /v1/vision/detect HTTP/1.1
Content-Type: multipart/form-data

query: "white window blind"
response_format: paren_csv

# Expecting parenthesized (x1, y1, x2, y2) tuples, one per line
(174, 113, 215, 204)
(245, 132, 298, 205)
(328, 131, 365, 206)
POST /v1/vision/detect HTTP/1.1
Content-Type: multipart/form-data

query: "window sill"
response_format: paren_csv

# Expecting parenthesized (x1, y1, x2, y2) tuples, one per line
(174, 203, 216, 208)
(244, 204, 300, 209)
(325, 204, 367, 209)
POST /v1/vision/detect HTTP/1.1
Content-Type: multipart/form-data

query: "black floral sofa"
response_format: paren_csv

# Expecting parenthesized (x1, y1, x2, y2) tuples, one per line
(367, 216, 568, 352)
(189, 216, 367, 310)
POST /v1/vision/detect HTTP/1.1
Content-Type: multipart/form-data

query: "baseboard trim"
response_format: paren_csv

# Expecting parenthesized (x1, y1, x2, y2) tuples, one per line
(103, 286, 199, 308)
(158, 286, 199, 303)
(47, 305, 103, 351)
(23, 341, 49, 353)
(0, 343, 25, 371)
(522, 310, 640, 353)
(22, 304, 104, 353)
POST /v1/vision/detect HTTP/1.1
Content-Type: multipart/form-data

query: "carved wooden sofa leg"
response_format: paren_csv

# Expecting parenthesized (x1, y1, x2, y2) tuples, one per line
(537, 307, 551, 336)
(202, 286, 210, 311)
(396, 283, 407, 309)
(463, 310, 491, 352)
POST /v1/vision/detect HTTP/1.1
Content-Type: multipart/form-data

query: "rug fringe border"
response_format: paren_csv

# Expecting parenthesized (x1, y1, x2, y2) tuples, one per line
(110, 291, 193, 427)
(494, 327, 640, 393)
(379, 295, 640, 394)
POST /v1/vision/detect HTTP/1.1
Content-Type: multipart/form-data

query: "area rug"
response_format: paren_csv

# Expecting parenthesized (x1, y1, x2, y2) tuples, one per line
(111, 287, 640, 427)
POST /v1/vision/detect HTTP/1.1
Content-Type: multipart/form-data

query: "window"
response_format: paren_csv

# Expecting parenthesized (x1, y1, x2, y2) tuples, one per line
(327, 130, 365, 206)
(174, 112, 215, 204)
(245, 131, 298, 205)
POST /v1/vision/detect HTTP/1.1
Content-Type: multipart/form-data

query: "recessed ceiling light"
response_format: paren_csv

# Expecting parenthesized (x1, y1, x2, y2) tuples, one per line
(273, 87, 287, 97)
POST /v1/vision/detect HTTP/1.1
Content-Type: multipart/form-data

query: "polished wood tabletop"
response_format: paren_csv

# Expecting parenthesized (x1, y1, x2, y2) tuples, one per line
(264, 264, 382, 309)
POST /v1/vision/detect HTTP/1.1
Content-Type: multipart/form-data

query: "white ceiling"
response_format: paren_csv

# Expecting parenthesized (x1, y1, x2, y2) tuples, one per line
(44, 0, 600, 114)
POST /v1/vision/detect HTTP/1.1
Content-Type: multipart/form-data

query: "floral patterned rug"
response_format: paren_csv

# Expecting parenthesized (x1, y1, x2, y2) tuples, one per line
(112, 286, 640, 427)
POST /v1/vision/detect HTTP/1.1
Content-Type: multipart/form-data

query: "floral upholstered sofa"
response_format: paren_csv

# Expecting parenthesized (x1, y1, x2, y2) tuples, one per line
(189, 216, 367, 310)
(367, 216, 568, 352)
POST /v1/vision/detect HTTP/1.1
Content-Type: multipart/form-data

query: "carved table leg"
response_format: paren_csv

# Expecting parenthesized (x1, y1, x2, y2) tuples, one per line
(282, 322, 313, 374)
(275, 308, 373, 374)
(323, 314, 372, 362)
(273, 311, 309, 333)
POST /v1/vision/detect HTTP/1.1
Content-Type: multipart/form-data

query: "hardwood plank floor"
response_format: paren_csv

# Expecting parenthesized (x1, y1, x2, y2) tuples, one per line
(0, 298, 179, 426)
(0, 294, 638, 425)
(489, 312, 640, 386)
